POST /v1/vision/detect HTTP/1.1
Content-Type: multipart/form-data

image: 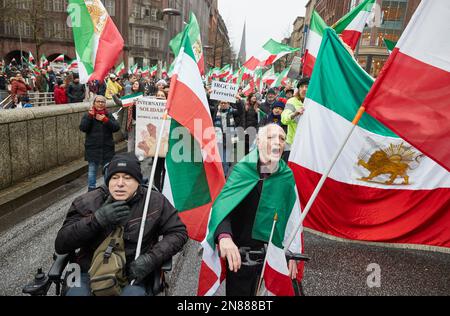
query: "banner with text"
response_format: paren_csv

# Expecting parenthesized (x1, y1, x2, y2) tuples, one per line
(210, 81, 239, 103)
(135, 97, 171, 160)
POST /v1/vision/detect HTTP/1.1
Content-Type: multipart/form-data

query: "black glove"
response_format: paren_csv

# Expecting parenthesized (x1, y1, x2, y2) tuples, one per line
(94, 197, 130, 228)
(128, 254, 153, 283)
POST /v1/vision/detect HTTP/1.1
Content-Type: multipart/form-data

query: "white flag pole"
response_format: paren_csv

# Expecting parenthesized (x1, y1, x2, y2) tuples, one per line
(284, 106, 366, 252)
(256, 212, 278, 296)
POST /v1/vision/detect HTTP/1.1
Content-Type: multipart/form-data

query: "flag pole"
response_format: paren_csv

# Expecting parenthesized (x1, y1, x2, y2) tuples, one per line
(284, 106, 366, 252)
(132, 109, 169, 282)
(256, 212, 278, 296)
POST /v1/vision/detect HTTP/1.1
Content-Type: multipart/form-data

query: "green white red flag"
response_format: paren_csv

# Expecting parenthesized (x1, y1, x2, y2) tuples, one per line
(270, 66, 291, 88)
(363, 0, 450, 174)
(244, 39, 299, 71)
(289, 28, 450, 249)
(141, 66, 150, 77)
(303, 0, 376, 77)
(120, 92, 143, 107)
(68, 0, 124, 83)
(333, 0, 376, 50)
(28, 52, 35, 64)
(40, 55, 48, 68)
(150, 65, 158, 77)
(67, 59, 78, 71)
(168, 12, 205, 76)
(129, 63, 139, 75)
(115, 62, 126, 76)
(162, 19, 225, 242)
(198, 149, 303, 296)
(53, 54, 65, 63)
(262, 66, 278, 86)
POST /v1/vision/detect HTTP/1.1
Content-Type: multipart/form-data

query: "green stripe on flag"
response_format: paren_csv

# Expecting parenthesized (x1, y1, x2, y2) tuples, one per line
(307, 28, 397, 138)
(310, 10, 328, 35)
(166, 120, 212, 212)
(333, 0, 375, 33)
(263, 39, 299, 54)
(68, 0, 95, 74)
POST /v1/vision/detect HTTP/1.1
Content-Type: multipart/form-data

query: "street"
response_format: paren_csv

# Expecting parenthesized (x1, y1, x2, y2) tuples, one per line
(1, 173, 448, 296)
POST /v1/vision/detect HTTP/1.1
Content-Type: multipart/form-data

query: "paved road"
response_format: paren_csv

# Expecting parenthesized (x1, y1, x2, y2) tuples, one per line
(1, 171, 449, 296)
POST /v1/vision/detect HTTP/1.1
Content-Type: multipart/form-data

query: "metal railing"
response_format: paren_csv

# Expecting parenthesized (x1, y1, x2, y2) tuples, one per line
(1, 95, 13, 109)
(28, 92, 55, 107)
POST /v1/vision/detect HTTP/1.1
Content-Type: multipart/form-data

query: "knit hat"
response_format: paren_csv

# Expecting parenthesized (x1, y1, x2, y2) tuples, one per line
(271, 100, 285, 110)
(105, 153, 143, 186)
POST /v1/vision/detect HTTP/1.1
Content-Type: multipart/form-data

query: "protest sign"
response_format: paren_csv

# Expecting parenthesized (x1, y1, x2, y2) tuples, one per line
(210, 81, 239, 103)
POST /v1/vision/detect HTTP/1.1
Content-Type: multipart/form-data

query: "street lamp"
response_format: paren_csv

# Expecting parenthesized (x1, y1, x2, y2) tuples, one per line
(162, 8, 181, 67)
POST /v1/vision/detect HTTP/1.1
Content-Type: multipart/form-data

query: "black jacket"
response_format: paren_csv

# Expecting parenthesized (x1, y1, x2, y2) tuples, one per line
(79, 112, 120, 164)
(54, 186, 188, 276)
(67, 82, 86, 103)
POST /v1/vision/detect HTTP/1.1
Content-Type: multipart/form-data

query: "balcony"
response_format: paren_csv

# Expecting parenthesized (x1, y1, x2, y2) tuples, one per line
(129, 16, 167, 30)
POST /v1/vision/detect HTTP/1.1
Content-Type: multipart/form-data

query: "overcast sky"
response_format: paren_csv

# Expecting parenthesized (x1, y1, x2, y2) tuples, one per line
(218, 0, 307, 59)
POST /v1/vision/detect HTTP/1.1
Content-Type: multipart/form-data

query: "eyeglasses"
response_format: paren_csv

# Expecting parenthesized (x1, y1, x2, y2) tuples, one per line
(95, 100, 106, 104)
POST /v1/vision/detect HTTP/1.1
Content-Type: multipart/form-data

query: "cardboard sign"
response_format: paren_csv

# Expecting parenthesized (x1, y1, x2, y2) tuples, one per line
(210, 81, 239, 103)
(135, 97, 171, 160)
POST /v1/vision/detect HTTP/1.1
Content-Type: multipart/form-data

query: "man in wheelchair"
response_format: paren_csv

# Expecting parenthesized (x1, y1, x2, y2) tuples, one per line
(40, 152, 188, 296)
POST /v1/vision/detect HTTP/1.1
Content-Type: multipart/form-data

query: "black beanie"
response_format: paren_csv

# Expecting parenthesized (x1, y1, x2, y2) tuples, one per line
(105, 153, 143, 185)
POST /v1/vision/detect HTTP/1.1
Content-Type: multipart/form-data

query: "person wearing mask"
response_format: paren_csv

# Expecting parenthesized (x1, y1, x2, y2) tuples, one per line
(67, 74, 86, 103)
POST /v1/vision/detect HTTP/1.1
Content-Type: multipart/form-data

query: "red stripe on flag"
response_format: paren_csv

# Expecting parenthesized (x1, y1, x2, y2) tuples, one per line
(197, 260, 219, 296)
(364, 48, 450, 173)
(168, 75, 226, 241)
(301, 50, 315, 77)
(197, 54, 205, 76)
(243, 56, 262, 71)
(91, 17, 124, 82)
(264, 263, 295, 296)
(289, 162, 450, 248)
(339, 30, 361, 50)
(179, 203, 212, 242)
(263, 54, 278, 67)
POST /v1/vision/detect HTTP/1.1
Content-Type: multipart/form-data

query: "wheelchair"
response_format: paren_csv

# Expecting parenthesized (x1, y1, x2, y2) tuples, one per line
(22, 252, 173, 296)
(238, 247, 311, 296)
(23, 178, 173, 296)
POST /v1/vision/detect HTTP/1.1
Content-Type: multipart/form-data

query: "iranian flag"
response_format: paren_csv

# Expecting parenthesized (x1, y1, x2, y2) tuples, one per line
(262, 66, 278, 86)
(68, 0, 124, 84)
(254, 68, 263, 92)
(28, 52, 35, 64)
(242, 79, 255, 96)
(302, 0, 375, 77)
(168, 12, 205, 76)
(363, 0, 450, 174)
(115, 61, 126, 76)
(161, 63, 168, 78)
(162, 24, 225, 242)
(302, 10, 327, 77)
(244, 39, 299, 71)
(290, 28, 450, 249)
(141, 66, 150, 77)
(217, 64, 231, 79)
(53, 54, 65, 63)
(333, 0, 376, 50)
(40, 55, 48, 68)
(129, 63, 139, 75)
(383, 39, 397, 54)
(120, 92, 143, 108)
(198, 149, 303, 296)
(68, 59, 78, 71)
(150, 65, 158, 77)
(271, 66, 291, 88)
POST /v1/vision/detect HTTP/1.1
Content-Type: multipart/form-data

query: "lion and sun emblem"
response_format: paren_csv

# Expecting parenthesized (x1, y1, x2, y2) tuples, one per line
(356, 141, 424, 186)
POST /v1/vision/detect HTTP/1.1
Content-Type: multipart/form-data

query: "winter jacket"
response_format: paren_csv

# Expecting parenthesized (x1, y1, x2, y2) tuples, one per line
(79, 112, 120, 164)
(10, 79, 31, 97)
(259, 113, 288, 134)
(67, 82, 86, 103)
(53, 85, 68, 104)
(281, 96, 304, 145)
(35, 75, 49, 92)
(54, 185, 188, 277)
(105, 79, 123, 99)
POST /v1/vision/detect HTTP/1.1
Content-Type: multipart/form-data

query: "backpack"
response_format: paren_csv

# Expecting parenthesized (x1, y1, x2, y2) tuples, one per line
(88, 226, 127, 296)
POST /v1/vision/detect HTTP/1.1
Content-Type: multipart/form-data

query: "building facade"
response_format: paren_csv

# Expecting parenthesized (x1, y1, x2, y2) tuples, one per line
(0, 0, 230, 75)
(303, 0, 421, 77)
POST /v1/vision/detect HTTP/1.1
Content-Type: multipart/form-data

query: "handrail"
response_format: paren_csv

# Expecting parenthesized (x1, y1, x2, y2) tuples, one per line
(1, 95, 12, 109)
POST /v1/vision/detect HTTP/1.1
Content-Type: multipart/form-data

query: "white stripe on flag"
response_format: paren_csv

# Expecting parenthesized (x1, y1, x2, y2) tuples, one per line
(397, 0, 450, 72)
(343, 11, 371, 32)
(306, 31, 323, 58)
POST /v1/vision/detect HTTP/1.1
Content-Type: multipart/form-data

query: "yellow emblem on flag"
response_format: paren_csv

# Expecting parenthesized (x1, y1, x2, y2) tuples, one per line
(357, 143, 423, 185)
